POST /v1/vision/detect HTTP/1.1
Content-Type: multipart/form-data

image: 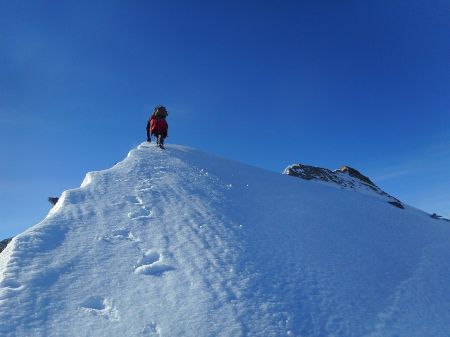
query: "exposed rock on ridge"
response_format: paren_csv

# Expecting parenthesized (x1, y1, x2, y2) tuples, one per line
(283, 163, 405, 209)
(0, 238, 12, 254)
(431, 213, 450, 222)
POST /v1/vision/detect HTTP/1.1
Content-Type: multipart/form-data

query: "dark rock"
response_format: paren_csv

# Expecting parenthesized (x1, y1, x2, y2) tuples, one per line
(0, 237, 12, 253)
(388, 201, 405, 209)
(431, 213, 450, 222)
(338, 166, 376, 187)
(284, 163, 404, 210)
(284, 164, 337, 183)
(48, 197, 59, 206)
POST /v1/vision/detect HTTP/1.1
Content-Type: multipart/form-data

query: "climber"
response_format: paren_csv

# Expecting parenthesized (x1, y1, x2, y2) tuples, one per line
(146, 105, 169, 149)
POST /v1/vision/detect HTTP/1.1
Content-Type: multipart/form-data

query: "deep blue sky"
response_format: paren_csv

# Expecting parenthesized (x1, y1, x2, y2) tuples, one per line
(1, 0, 449, 238)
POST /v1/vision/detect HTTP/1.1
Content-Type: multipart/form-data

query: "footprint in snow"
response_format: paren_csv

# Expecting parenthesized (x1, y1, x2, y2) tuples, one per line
(134, 250, 174, 276)
(80, 295, 119, 321)
(128, 207, 152, 220)
(97, 228, 139, 243)
(111, 228, 135, 239)
(138, 187, 155, 193)
(0, 279, 22, 290)
(125, 195, 144, 205)
(143, 322, 160, 336)
(126, 195, 152, 219)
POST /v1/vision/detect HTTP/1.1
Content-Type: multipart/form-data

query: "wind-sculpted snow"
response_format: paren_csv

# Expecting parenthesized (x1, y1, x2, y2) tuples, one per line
(1, 143, 450, 336)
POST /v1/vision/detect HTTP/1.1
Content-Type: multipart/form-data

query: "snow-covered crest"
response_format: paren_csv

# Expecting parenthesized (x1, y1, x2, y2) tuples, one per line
(1, 143, 450, 337)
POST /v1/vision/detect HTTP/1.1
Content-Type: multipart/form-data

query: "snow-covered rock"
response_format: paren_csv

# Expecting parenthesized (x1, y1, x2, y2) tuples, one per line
(1, 143, 450, 337)
(284, 163, 405, 208)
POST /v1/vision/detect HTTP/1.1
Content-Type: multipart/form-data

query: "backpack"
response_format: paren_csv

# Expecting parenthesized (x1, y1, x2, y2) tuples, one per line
(154, 105, 168, 119)
(150, 116, 168, 136)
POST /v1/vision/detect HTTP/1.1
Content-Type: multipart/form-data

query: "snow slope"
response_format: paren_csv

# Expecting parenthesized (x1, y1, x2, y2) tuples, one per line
(1, 143, 450, 337)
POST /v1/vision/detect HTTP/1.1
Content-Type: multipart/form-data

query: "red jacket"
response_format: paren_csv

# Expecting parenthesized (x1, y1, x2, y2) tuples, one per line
(148, 115, 168, 137)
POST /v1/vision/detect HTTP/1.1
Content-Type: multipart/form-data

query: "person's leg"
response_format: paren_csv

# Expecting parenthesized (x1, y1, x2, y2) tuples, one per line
(156, 134, 165, 148)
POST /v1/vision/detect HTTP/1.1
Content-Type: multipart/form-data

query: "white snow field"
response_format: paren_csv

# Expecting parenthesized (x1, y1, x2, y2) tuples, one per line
(1, 143, 450, 337)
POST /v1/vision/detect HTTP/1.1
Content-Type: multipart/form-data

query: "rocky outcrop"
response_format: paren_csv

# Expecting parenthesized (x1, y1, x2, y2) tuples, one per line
(388, 201, 405, 209)
(48, 197, 59, 206)
(283, 163, 405, 209)
(431, 213, 450, 222)
(338, 166, 376, 187)
(0, 238, 12, 254)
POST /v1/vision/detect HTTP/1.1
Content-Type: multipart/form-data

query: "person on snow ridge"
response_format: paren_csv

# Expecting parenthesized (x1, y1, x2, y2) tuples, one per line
(146, 105, 169, 149)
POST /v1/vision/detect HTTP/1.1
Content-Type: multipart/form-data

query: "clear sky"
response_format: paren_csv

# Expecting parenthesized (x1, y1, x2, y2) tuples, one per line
(1, 0, 449, 239)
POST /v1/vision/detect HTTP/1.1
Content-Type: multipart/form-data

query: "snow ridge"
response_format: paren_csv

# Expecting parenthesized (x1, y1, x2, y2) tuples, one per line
(1, 143, 450, 337)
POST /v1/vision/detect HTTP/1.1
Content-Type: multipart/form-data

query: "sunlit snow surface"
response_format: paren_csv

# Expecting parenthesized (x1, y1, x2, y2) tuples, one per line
(1, 143, 450, 337)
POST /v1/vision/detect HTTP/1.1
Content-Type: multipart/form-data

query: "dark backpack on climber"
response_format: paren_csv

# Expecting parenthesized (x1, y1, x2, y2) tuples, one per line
(153, 105, 168, 119)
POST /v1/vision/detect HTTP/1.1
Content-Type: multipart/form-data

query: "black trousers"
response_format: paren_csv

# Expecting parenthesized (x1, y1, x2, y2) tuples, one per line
(152, 132, 166, 145)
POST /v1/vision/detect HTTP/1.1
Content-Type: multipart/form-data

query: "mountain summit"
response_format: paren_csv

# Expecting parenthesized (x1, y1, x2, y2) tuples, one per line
(1, 144, 450, 337)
